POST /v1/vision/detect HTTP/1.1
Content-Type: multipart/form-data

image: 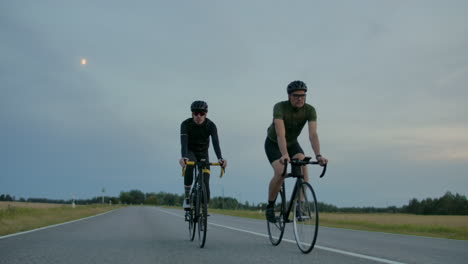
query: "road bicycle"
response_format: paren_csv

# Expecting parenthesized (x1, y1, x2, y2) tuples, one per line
(182, 159, 224, 248)
(267, 157, 327, 253)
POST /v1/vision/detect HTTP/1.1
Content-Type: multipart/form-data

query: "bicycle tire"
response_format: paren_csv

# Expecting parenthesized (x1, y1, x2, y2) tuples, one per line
(197, 182, 208, 248)
(267, 185, 286, 246)
(188, 191, 196, 241)
(292, 182, 319, 253)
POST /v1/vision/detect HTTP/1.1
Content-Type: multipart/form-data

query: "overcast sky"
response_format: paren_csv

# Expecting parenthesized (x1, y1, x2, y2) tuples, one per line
(2, 0, 467, 207)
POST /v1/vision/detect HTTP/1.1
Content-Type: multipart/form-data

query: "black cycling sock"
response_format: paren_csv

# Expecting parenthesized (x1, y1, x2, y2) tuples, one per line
(267, 200, 275, 208)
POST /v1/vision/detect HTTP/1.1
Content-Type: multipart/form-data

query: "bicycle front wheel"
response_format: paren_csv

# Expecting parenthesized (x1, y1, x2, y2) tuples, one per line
(267, 186, 286, 246)
(197, 183, 208, 248)
(188, 192, 196, 241)
(293, 182, 318, 253)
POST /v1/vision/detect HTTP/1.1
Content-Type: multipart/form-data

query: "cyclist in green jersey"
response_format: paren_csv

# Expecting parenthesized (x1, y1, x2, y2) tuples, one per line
(265, 80, 328, 223)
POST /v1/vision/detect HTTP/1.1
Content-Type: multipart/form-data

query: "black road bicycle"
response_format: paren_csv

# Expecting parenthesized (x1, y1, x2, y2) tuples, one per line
(183, 159, 224, 248)
(267, 157, 327, 253)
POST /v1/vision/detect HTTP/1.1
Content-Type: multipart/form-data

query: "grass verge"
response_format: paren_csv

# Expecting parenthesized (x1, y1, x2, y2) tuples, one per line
(206, 208, 468, 240)
(0, 203, 122, 237)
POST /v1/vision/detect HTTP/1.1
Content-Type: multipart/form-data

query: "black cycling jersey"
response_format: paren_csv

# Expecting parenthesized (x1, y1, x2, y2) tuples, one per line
(180, 118, 223, 160)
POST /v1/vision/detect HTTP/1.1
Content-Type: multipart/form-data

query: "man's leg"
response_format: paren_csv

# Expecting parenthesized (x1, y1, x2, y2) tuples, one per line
(291, 152, 310, 219)
(291, 153, 308, 182)
(265, 160, 285, 223)
(183, 152, 196, 209)
(268, 160, 285, 202)
(264, 137, 286, 222)
(203, 169, 210, 204)
(194, 151, 210, 204)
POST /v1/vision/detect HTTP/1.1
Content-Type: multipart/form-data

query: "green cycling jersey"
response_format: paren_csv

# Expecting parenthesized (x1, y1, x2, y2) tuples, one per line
(267, 101, 317, 146)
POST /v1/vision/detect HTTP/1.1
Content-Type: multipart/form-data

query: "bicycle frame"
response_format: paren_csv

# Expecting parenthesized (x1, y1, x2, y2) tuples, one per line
(182, 159, 225, 248)
(267, 156, 327, 253)
(282, 175, 304, 222)
(280, 157, 327, 222)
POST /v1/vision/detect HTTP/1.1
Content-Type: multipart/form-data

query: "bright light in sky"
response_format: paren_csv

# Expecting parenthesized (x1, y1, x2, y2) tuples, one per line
(81, 58, 87, 65)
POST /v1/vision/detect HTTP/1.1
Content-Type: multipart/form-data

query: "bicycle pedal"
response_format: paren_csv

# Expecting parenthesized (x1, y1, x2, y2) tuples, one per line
(296, 216, 310, 222)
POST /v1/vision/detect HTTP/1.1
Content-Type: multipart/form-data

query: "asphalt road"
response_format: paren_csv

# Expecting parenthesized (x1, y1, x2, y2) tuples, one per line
(1, 207, 467, 264)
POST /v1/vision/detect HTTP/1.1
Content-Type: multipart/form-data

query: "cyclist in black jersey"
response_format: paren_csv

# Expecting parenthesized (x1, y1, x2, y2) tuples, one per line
(265, 80, 328, 222)
(179, 100, 227, 210)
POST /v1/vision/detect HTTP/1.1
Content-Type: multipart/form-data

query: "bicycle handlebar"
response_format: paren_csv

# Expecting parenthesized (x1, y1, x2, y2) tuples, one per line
(182, 161, 225, 178)
(281, 157, 327, 178)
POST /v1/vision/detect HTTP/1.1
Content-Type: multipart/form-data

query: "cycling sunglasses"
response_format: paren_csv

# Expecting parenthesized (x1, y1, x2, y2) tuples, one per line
(291, 93, 306, 98)
(192, 111, 206, 116)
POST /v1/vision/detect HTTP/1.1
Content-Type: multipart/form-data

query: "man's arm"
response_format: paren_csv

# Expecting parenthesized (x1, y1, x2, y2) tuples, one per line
(308, 121, 321, 157)
(180, 122, 189, 158)
(209, 122, 228, 168)
(209, 122, 223, 160)
(308, 121, 328, 165)
(274, 118, 289, 163)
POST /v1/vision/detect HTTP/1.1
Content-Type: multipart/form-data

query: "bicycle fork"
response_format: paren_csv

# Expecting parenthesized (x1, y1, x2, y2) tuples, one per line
(284, 177, 304, 223)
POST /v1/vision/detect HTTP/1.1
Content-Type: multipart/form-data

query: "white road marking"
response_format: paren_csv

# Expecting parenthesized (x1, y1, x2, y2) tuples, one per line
(158, 208, 407, 264)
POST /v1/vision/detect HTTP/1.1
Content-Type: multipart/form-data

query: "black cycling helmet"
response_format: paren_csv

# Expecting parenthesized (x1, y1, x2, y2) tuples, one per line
(190, 100, 208, 112)
(287, 80, 308, 94)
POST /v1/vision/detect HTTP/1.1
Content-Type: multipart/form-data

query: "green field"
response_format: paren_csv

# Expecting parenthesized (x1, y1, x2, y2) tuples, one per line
(207, 208, 468, 240)
(0, 201, 122, 236)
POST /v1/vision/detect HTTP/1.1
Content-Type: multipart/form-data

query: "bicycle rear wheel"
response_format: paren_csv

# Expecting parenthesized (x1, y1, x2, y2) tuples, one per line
(293, 182, 318, 253)
(267, 186, 286, 246)
(197, 183, 208, 248)
(188, 191, 196, 241)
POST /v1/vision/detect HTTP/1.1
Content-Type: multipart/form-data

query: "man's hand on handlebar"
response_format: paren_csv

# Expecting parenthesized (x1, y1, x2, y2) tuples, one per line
(317, 156, 328, 166)
(219, 158, 227, 169)
(179, 157, 189, 167)
(280, 154, 290, 165)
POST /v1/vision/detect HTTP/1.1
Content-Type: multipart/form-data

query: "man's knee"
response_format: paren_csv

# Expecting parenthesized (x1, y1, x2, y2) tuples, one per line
(292, 153, 305, 160)
(271, 160, 285, 176)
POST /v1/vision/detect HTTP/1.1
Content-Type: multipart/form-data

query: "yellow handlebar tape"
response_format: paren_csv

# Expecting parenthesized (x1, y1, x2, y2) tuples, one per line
(181, 162, 224, 178)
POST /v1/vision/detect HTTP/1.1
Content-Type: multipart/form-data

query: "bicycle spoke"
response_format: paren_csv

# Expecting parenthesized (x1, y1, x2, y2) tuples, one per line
(188, 192, 196, 241)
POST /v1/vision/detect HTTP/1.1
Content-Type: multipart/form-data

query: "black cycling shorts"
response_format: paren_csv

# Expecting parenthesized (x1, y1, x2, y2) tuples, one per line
(264, 137, 304, 164)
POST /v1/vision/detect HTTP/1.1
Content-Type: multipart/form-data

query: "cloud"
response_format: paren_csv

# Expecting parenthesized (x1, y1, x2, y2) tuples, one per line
(389, 126, 468, 162)
(321, 123, 468, 163)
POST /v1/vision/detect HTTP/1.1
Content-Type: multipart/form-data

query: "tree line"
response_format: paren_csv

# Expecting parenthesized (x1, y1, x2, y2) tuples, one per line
(0, 194, 14, 201)
(402, 192, 468, 215)
(1, 191, 467, 215)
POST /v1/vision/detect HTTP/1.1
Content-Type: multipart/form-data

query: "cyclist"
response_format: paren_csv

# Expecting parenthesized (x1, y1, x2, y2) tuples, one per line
(265, 80, 328, 222)
(179, 100, 227, 210)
